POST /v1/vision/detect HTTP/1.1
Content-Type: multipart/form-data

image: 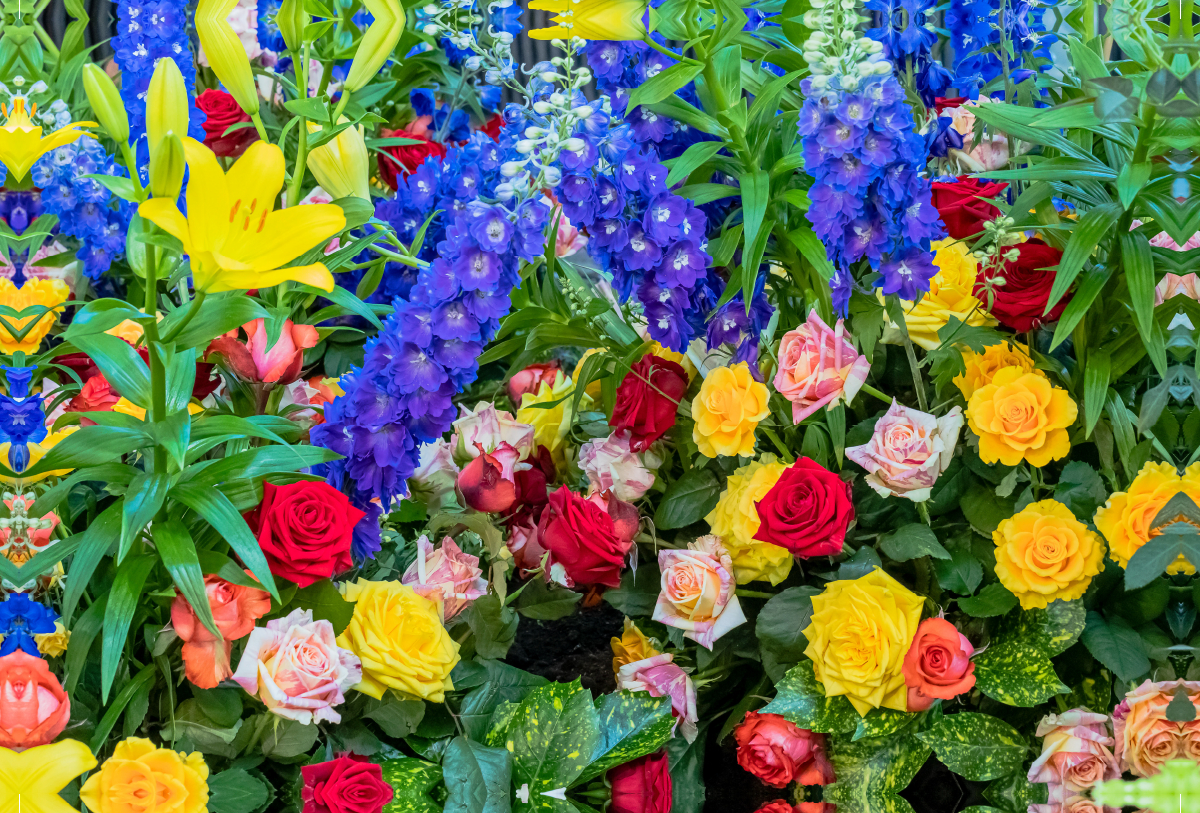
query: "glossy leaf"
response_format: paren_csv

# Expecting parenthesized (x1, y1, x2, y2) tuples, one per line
(760, 661, 859, 734)
(171, 482, 279, 601)
(101, 554, 156, 701)
(916, 713, 1028, 781)
(156, 517, 218, 637)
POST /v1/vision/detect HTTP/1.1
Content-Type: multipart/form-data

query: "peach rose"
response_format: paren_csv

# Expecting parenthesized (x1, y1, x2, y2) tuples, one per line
(232, 608, 361, 725)
(1114, 679, 1200, 776)
(773, 310, 870, 424)
(1030, 789, 1119, 813)
(901, 617, 976, 711)
(733, 711, 834, 788)
(617, 653, 698, 743)
(579, 431, 656, 501)
(1029, 709, 1120, 792)
(1155, 273, 1200, 305)
(400, 535, 488, 622)
(171, 574, 271, 689)
(0, 650, 71, 750)
(651, 535, 746, 650)
(207, 318, 319, 384)
(846, 401, 963, 502)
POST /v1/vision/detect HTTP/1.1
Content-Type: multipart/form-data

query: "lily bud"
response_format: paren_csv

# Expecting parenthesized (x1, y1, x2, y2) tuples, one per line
(82, 64, 128, 144)
(146, 58, 190, 159)
(306, 118, 370, 200)
(149, 132, 185, 199)
(343, 0, 407, 93)
(196, 0, 261, 117)
(276, 0, 309, 54)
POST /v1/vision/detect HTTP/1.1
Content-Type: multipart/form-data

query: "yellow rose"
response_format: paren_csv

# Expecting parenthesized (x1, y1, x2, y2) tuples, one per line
(1094, 461, 1200, 575)
(517, 370, 589, 456)
(993, 499, 1105, 609)
(80, 737, 209, 813)
(648, 340, 697, 381)
(0, 278, 69, 354)
(705, 455, 793, 584)
(337, 579, 461, 702)
(803, 568, 924, 715)
(692, 362, 769, 458)
(33, 621, 70, 657)
(881, 239, 996, 351)
(611, 617, 660, 678)
(953, 341, 1044, 400)
(966, 366, 1077, 466)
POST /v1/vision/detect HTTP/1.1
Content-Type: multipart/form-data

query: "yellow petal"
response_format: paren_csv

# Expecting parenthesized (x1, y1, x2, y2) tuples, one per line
(181, 137, 232, 257)
(138, 198, 192, 250)
(0, 740, 97, 813)
(243, 205, 346, 271)
(206, 262, 335, 293)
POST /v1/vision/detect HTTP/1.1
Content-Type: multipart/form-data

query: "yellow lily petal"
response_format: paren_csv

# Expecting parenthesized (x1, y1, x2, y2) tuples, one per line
(221, 142, 288, 258)
(0, 99, 95, 181)
(138, 198, 192, 250)
(207, 262, 335, 293)
(244, 205, 346, 271)
(181, 137, 232, 257)
(0, 740, 97, 813)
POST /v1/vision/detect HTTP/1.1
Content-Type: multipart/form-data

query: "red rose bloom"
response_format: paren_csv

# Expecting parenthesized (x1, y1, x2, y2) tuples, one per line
(753, 458, 854, 558)
(735, 711, 834, 789)
(457, 447, 518, 513)
(377, 125, 447, 190)
(301, 755, 395, 813)
(611, 355, 689, 452)
(933, 96, 968, 114)
(974, 238, 1068, 331)
(609, 752, 672, 813)
(246, 482, 365, 587)
(930, 177, 1008, 240)
(538, 486, 637, 588)
(481, 113, 505, 141)
(196, 89, 257, 158)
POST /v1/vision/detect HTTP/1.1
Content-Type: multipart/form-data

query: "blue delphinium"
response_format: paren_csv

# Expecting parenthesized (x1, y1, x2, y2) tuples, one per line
(947, 0, 1054, 92)
(257, 0, 287, 53)
(0, 592, 58, 655)
(0, 367, 46, 473)
(866, 0, 951, 105)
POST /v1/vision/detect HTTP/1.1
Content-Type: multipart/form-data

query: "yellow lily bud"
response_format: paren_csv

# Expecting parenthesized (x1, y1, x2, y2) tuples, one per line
(149, 132, 186, 199)
(146, 57, 189, 158)
(343, 0, 407, 93)
(197, 0, 261, 117)
(277, 0, 309, 54)
(528, 0, 647, 40)
(82, 64, 129, 144)
(306, 118, 370, 200)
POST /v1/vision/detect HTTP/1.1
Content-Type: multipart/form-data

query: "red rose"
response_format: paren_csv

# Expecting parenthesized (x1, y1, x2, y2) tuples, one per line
(481, 113, 505, 141)
(735, 711, 834, 789)
(377, 125, 447, 190)
(457, 444, 519, 513)
(508, 361, 561, 405)
(508, 445, 555, 527)
(754, 802, 796, 813)
(974, 238, 1068, 331)
(753, 458, 854, 558)
(538, 486, 637, 587)
(933, 96, 968, 114)
(611, 355, 689, 452)
(930, 177, 1008, 240)
(301, 755, 395, 813)
(196, 89, 257, 158)
(609, 752, 672, 813)
(246, 482, 365, 587)
(65, 375, 121, 420)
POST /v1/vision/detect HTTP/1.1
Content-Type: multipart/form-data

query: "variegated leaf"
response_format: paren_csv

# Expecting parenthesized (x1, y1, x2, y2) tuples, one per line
(381, 757, 443, 813)
(505, 680, 601, 812)
(853, 708, 917, 742)
(575, 691, 674, 785)
(823, 730, 931, 813)
(760, 661, 859, 734)
(915, 712, 1029, 781)
(972, 636, 1069, 707)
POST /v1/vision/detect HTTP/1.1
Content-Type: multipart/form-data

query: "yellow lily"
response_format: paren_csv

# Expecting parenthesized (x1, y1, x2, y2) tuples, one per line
(306, 118, 371, 200)
(0, 99, 95, 181)
(0, 739, 97, 813)
(343, 0, 406, 92)
(196, 0, 261, 117)
(528, 0, 646, 40)
(138, 139, 345, 293)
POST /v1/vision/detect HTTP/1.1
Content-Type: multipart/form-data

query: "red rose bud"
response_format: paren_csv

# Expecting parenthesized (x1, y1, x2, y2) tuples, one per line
(458, 441, 521, 513)
(611, 354, 689, 452)
(753, 457, 854, 558)
(507, 361, 561, 406)
(930, 177, 1008, 240)
(377, 124, 447, 191)
(538, 485, 637, 588)
(974, 238, 1068, 331)
(196, 88, 257, 158)
(609, 752, 672, 813)
(301, 754, 395, 813)
(246, 481, 364, 587)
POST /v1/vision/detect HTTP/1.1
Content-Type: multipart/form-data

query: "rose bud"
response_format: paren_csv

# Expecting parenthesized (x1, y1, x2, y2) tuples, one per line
(901, 617, 977, 711)
(458, 442, 522, 513)
(734, 711, 834, 789)
(0, 650, 71, 750)
(508, 361, 561, 406)
(846, 401, 964, 502)
(608, 752, 672, 813)
(1029, 709, 1120, 791)
(611, 354, 689, 452)
(617, 652, 698, 742)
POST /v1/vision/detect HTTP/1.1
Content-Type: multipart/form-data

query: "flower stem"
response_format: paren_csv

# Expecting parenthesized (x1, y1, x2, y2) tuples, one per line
(762, 427, 795, 463)
(859, 382, 894, 406)
(287, 41, 313, 208)
(735, 589, 775, 599)
(916, 501, 931, 526)
(904, 337, 928, 412)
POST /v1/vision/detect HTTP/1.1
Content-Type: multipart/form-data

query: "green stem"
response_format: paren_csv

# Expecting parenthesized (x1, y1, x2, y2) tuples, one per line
(642, 35, 700, 66)
(860, 382, 895, 406)
(143, 240, 167, 471)
(159, 291, 207, 344)
(251, 112, 269, 143)
(916, 501, 931, 526)
(735, 589, 775, 599)
(903, 337, 928, 412)
(762, 427, 795, 463)
(287, 42, 313, 208)
(119, 142, 147, 202)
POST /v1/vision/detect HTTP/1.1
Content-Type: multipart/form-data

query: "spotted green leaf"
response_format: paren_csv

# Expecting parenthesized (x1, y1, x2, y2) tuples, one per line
(823, 731, 931, 813)
(487, 700, 522, 748)
(972, 636, 1068, 707)
(983, 771, 1048, 811)
(381, 758, 443, 813)
(506, 680, 601, 812)
(915, 712, 1028, 781)
(575, 692, 674, 785)
(853, 708, 917, 742)
(959, 807, 1007, 813)
(760, 661, 859, 734)
(1015, 600, 1087, 656)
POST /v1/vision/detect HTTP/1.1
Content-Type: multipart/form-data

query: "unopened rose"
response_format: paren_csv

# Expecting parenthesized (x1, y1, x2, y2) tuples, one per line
(611, 354, 689, 452)
(579, 431, 656, 501)
(171, 574, 271, 689)
(652, 535, 746, 650)
(457, 442, 524, 513)
(617, 652, 698, 742)
(452, 402, 535, 463)
(207, 318, 319, 384)
(902, 617, 976, 711)
(0, 650, 71, 750)
(608, 752, 672, 813)
(1114, 679, 1200, 776)
(401, 535, 487, 621)
(847, 402, 963, 502)
(506, 520, 548, 576)
(734, 711, 834, 788)
(1028, 709, 1120, 792)
(409, 438, 461, 510)
(507, 361, 561, 406)
(774, 309, 871, 423)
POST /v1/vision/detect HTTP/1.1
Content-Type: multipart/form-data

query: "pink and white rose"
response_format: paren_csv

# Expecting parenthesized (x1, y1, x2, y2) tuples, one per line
(409, 438, 461, 510)
(651, 535, 745, 650)
(1155, 273, 1200, 305)
(846, 401, 963, 502)
(579, 431, 656, 501)
(1028, 709, 1120, 793)
(617, 653, 699, 743)
(400, 535, 488, 622)
(232, 609, 361, 725)
(773, 310, 871, 423)
(452, 402, 535, 463)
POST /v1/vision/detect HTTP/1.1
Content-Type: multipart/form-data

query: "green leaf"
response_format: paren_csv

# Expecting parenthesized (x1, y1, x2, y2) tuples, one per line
(90, 663, 156, 751)
(653, 468, 721, 530)
(916, 713, 1028, 781)
(293, 578, 355, 636)
(880, 524, 951, 561)
(207, 769, 271, 813)
(167, 293, 269, 350)
(260, 715, 319, 757)
(101, 555, 156, 702)
(1053, 461, 1108, 521)
(443, 736, 512, 813)
(65, 596, 105, 695)
(603, 564, 662, 617)
(972, 637, 1068, 707)
(760, 661, 859, 734)
(1045, 201, 1122, 311)
(956, 583, 1019, 617)
(467, 593, 519, 660)
(756, 586, 821, 661)
(507, 680, 601, 811)
(983, 772, 1048, 812)
(664, 141, 725, 187)
(667, 729, 705, 813)
(382, 758, 443, 813)
(1122, 232, 1168, 376)
(1083, 350, 1111, 437)
(577, 692, 674, 785)
(191, 687, 244, 728)
(1117, 161, 1152, 210)
(673, 182, 739, 205)
(739, 169, 770, 295)
(824, 731, 930, 813)
(119, 471, 172, 562)
(932, 541, 984, 595)
(516, 578, 582, 621)
(458, 659, 548, 742)
(1081, 611, 1151, 682)
(852, 708, 916, 742)
(170, 482, 279, 602)
(960, 479, 1016, 535)
(70, 332, 153, 407)
(627, 61, 705, 109)
(365, 697, 426, 738)
(156, 517, 218, 637)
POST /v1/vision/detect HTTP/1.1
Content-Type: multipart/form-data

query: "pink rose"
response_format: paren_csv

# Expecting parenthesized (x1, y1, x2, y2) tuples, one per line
(1029, 710, 1120, 793)
(617, 653, 698, 743)
(846, 401, 963, 502)
(579, 431, 656, 501)
(1155, 273, 1200, 305)
(774, 310, 871, 423)
(452, 402, 535, 463)
(507, 362, 562, 406)
(400, 535, 488, 621)
(507, 520, 549, 576)
(1030, 785, 1121, 813)
(556, 219, 587, 258)
(652, 535, 746, 650)
(1114, 679, 1200, 776)
(409, 439, 461, 510)
(207, 318, 320, 385)
(734, 711, 834, 788)
(233, 609, 361, 725)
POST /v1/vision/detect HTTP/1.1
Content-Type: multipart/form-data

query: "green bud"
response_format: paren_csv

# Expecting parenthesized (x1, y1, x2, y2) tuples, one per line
(82, 64, 129, 144)
(149, 132, 185, 199)
(277, 0, 309, 54)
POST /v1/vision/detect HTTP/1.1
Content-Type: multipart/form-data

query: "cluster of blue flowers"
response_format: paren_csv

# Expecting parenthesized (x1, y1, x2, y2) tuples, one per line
(0, 592, 58, 656)
(865, 0, 952, 104)
(0, 368, 46, 473)
(257, 0, 287, 53)
(798, 74, 944, 312)
(947, 0, 1054, 91)
(32, 141, 133, 281)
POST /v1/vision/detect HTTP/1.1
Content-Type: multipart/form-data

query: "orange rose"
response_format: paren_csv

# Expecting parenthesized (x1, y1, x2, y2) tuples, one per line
(966, 367, 1076, 467)
(901, 617, 976, 711)
(0, 650, 71, 750)
(170, 574, 271, 689)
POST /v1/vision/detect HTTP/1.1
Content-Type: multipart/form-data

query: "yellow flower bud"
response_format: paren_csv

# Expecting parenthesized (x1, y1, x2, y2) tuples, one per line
(306, 118, 370, 200)
(343, 0, 407, 93)
(149, 132, 185, 199)
(82, 64, 129, 144)
(276, 0, 309, 54)
(146, 57, 190, 158)
(197, 0, 261, 117)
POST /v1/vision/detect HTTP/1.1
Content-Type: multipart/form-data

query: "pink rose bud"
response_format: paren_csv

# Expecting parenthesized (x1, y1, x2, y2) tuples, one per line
(617, 653, 698, 743)
(458, 442, 524, 513)
(507, 361, 562, 406)
(652, 535, 746, 650)
(579, 431, 656, 501)
(506, 520, 549, 576)
(452, 402, 535, 464)
(401, 535, 488, 622)
(846, 400, 963, 502)
(773, 309, 871, 424)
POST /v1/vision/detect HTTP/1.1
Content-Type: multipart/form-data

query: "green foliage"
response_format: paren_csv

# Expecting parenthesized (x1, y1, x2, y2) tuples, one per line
(760, 661, 859, 734)
(824, 730, 930, 813)
(915, 713, 1028, 781)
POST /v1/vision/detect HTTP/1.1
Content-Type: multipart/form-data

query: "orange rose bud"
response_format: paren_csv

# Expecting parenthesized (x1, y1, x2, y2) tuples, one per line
(0, 650, 71, 750)
(902, 617, 977, 711)
(171, 574, 271, 689)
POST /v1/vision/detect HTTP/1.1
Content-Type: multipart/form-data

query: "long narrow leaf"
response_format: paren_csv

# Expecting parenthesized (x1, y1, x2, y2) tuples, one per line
(1046, 202, 1122, 311)
(171, 482, 279, 601)
(62, 503, 121, 623)
(101, 554, 156, 701)
(156, 517, 218, 637)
